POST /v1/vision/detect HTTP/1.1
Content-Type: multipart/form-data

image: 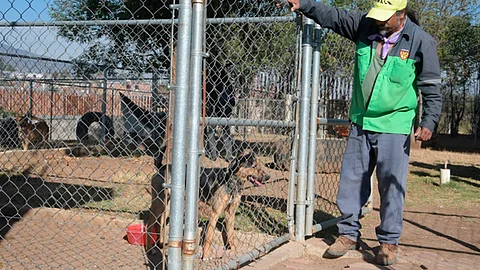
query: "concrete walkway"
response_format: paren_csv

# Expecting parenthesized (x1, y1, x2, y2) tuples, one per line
(244, 237, 478, 270)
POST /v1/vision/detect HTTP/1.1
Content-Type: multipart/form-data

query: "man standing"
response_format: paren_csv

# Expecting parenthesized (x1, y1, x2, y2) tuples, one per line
(204, 59, 236, 161)
(282, 0, 442, 266)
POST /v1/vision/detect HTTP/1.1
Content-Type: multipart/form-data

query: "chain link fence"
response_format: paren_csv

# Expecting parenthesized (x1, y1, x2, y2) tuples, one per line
(0, 1, 356, 269)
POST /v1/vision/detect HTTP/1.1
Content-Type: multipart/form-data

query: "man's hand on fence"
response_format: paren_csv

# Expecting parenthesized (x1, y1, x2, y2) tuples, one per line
(414, 126, 433, 141)
(273, 0, 299, 12)
(287, 0, 300, 12)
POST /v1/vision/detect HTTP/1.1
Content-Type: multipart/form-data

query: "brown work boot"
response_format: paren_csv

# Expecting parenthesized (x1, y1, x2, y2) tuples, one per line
(375, 243, 398, 266)
(326, 236, 358, 257)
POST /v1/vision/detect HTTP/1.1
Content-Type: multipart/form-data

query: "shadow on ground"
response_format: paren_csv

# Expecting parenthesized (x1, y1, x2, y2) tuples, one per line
(0, 170, 113, 240)
(410, 161, 480, 185)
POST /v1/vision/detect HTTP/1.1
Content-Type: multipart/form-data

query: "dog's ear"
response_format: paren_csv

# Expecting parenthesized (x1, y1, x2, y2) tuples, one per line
(228, 149, 256, 174)
(238, 148, 252, 157)
(227, 150, 248, 175)
(228, 157, 240, 175)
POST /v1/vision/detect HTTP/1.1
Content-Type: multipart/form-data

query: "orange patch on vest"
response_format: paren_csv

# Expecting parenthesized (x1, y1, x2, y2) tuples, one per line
(400, 49, 410, 60)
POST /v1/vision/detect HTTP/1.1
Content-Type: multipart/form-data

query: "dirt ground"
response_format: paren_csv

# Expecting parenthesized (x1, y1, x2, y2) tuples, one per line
(261, 204, 480, 270)
(0, 145, 290, 270)
(0, 135, 479, 270)
(257, 141, 480, 270)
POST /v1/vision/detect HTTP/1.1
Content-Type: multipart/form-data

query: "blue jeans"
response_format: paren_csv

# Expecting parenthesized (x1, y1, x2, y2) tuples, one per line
(337, 124, 410, 245)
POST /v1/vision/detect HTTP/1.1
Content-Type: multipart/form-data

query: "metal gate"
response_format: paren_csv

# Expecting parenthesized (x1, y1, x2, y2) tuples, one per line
(0, 1, 353, 269)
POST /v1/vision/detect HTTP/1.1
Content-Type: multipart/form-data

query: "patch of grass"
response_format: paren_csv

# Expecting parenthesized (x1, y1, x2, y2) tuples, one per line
(110, 170, 153, 184)
(83, 176, 150, 214)
(197, 203, 288, 236)
(406, 169, 479, 209)
(229, 203, 288, 235)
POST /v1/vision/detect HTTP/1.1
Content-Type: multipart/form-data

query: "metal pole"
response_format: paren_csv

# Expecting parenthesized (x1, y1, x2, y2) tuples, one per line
(216, 213, 357, 270)
(311, 213, 353, 234)
(49, 82, 54, 142)
(474, 95, 478, 146)
(29, 80, 33, 114)
(295, 16, 314, 242)
(151, 72, 160, 143)
(288, 110, 299, 238)
(100, 70, 108, 146)
(110, 85, 114, 122)
(216, 233, 291, 270)
(287, 14, 303, 238)
(0, 16, 294, 27)
(205, 117, 295, 127)
(168, 0, 193, 269)
(183, 0, 205, 269)
(204, 116, 346, 128)
(305, 24, 323, 235)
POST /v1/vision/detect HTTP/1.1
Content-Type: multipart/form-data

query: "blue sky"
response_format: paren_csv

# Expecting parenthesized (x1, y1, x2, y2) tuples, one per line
(0, 0, 85, 60)
(1, 0, 52, 22)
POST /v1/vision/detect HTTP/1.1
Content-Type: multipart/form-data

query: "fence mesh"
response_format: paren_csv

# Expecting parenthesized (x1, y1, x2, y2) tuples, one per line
(0, 1, 358, 269)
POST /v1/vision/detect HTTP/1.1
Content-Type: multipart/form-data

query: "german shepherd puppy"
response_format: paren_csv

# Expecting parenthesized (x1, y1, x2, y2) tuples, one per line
(146, 149, 270, 258)
(17, 112, 49, 151)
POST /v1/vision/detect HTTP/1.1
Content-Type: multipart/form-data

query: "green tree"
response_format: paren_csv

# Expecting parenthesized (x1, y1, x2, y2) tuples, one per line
(0, 58, 15, 72)
(440, 18, 480, 135)
(49, 0, 288, 79)
(319, 0, 370, 78)
(212, 18, 297, 97)
(411, 0, 479, 45)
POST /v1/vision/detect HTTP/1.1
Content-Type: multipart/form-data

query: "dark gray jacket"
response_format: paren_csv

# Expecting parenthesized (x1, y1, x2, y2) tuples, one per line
(298, 0, 442, 133)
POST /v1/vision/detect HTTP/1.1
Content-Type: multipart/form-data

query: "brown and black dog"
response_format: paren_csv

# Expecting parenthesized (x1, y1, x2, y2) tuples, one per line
(146, 149, 270, 257)
(17, 112, 49, 151)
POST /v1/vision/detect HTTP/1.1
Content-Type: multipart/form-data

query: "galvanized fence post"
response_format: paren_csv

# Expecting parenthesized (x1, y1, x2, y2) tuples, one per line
(288, 14, 304, 238)
(168, 0, 193, 269)
(183, 0, 206, 269)
(305, 23, 323, 236)
(100, 70, 108, 146)
(295, 16, 314, 242)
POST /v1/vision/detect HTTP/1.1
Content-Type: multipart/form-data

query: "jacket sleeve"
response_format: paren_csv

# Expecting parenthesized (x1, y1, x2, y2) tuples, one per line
(416, 38, 443, 132)
(298, 0, 365, 42)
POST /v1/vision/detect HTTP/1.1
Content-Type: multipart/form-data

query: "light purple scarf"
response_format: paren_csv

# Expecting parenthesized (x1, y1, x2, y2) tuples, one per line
(368, 28, 404, 60)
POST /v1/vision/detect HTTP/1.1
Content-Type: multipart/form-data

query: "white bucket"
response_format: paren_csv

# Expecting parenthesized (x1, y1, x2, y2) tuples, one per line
(440, 168, 451, 185)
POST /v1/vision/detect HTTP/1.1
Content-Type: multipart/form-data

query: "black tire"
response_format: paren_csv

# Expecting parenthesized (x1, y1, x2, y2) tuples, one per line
(76, 112, 114, 144)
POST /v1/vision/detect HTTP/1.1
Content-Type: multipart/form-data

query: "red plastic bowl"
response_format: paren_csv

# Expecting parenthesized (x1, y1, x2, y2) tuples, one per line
(126, 223, 156, 246)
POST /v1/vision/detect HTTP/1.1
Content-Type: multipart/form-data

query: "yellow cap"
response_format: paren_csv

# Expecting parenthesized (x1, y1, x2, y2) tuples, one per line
(366, 0, 407, 21)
